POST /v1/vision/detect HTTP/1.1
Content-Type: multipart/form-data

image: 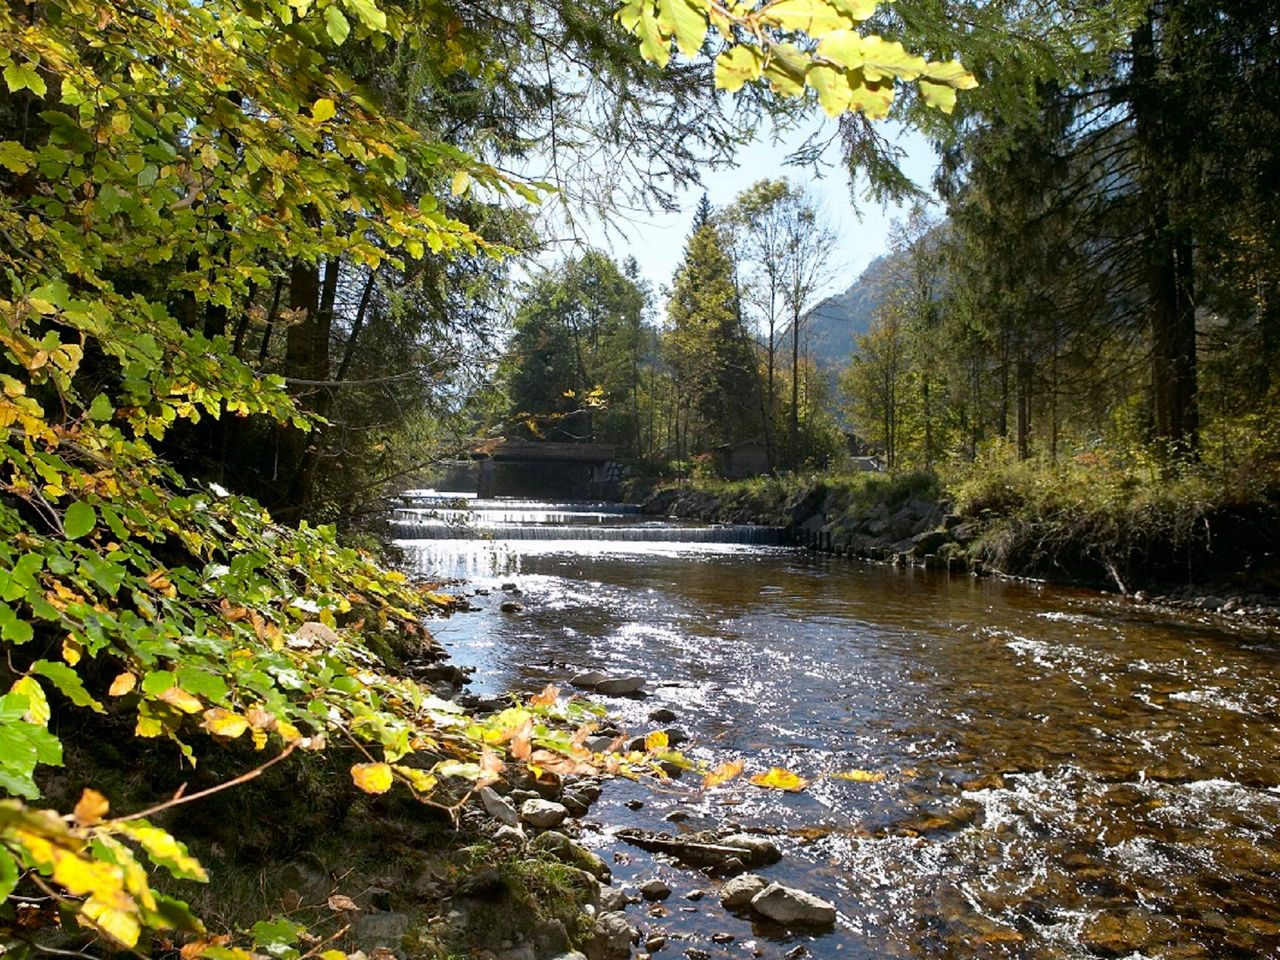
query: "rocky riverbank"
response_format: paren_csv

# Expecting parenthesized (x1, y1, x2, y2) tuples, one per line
(639, 476, 1280, 623)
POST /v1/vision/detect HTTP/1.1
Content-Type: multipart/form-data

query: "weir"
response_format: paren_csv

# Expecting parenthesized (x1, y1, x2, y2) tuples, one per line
(390, 494, 786, 545)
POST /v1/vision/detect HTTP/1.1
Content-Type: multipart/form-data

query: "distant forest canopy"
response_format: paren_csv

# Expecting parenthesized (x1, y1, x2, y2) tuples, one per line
(503, 0, 1280, 485)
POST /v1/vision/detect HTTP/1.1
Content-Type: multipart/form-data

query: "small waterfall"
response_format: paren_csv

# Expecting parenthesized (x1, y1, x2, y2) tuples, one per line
(391, 518, 787, 545)
(390, 493, 785, 546)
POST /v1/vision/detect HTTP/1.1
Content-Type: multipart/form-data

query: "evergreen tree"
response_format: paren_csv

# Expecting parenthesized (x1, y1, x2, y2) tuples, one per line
(665, 219, 760, 456)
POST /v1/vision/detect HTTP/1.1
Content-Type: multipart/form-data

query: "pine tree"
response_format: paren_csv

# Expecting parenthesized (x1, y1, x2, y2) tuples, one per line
(665, 220, 760, 455)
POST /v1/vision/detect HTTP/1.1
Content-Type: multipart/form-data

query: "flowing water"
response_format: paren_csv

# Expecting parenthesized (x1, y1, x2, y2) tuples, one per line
(393, 494, 1280, 959)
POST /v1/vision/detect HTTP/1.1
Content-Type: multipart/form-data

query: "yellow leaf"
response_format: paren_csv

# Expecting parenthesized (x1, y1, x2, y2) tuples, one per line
(748, 766, 809, 792)
(392, 764, 437, 794)
(760, 0, 854, 33)
(109, 673, 136, 697)
(714, 46, 762, 93)
(450, 169, 471, 196)
(157, 685, 203, 714)
(11, 676, 50, 725)
(644, 730, 669, 753)
(351, 761, 394, 794)
(62, 637, 83, 666)
(702, 759, 744, 789)
(200, 708, 249, 739)
(311, 97, 337, 122)
(74, 788, 110, 826)
(917, 79, 956, 113)
(83, 895, 142, 947)
(831, 768, 885, 782)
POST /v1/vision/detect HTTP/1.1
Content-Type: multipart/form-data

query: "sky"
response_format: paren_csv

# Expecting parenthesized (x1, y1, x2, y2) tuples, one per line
(539, 116, 939, 305)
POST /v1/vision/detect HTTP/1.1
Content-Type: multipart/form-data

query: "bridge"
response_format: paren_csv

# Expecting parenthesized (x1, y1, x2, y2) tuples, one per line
(466, 439, 621, 497)
(469, 439, 616, 463)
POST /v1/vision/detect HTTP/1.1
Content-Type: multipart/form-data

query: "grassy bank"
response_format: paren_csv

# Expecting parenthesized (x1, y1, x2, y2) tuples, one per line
(642, 453, 1280, 597)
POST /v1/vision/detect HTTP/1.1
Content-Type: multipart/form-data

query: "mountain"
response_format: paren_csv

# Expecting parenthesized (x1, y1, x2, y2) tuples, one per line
(800, 252, 898, 374)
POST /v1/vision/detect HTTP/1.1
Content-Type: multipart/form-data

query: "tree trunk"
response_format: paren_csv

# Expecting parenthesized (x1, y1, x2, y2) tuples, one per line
(1132, 12, 1198, 460)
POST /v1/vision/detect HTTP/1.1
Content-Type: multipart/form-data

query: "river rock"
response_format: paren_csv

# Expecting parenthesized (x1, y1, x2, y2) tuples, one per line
(353, 911, 411, 952)
(596, 676, 646, 695)
(531, 831, 612, 883)
(719, 873, 767, 909)
(500, 600, 524, 613)
(1080, 912, 1154, 956)
(479, 786, 520, 826)
(571, 671, 608, 689)
(749, 883, 837, 927)
(521, 799, 569, 829)
(640, 878, 672, 901)
(586, 911, 638, 960)
(718, 833, 782, 867)
(649, 708, 677, 722)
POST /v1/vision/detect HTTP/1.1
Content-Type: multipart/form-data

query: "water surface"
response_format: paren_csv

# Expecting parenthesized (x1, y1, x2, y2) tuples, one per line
(395, 495, 1280, 959)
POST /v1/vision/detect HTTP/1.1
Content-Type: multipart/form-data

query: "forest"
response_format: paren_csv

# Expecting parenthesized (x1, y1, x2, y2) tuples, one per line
(1, 0, 1276, 957)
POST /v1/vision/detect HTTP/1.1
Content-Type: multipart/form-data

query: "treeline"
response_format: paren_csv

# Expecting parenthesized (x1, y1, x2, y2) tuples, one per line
(501, 187, 848, 475)
(842, 0, 1280, 479)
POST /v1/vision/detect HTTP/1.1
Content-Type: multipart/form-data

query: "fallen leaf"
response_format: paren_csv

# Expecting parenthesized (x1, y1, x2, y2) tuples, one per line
(831, 769, 885, 783)
(644, 730, 669, 753)
(702, 759, 745, 789)
(529, 683, 559, 708)
(749, 767, 809, 792)
(327, 894, 359, 912)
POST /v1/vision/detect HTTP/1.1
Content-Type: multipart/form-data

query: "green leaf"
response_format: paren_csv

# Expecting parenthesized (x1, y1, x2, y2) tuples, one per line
(323, 5, 350, 44)
(343, 0, 386, 32)
(0, 846, 19, 903)
(87, 393, 114, 421)
(3, 63, 47, 97)
(0, 140, 36, 174)
(64, 500, 96, 539)
(0, 603, 34, 644)
(32, 660, 105, 713)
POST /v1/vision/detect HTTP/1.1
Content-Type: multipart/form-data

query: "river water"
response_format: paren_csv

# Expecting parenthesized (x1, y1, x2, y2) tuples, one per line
(394, 494, 1280, 959)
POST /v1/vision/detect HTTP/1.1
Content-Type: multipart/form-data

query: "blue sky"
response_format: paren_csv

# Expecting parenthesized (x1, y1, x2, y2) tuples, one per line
(539, 116, 938, 304)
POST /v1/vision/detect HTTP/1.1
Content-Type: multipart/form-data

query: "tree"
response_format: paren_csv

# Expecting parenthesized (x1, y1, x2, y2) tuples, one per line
(665, 216, 761, 458)
(505, 252, 648, 451)
(0, 0, 986, 947)
(780, 194, 837, 467)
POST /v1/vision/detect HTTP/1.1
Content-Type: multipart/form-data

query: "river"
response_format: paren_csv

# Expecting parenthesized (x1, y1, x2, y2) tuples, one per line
(394, 494, 1280, 959)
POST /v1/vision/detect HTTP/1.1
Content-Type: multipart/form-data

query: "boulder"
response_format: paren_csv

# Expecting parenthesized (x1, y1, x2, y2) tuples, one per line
(718, 834, 782, 867)
(521, 799, 569, 829)
(586, 911, 638, 960)
(570, 671, 608, 689)
(719, 873, 767, 909)
(531, 831, 612, 883)
(639, 878, 671, 901)
(749, 883, 837, 927)
(595, 676, 646, 696)
(352, 911, 411, 952)
(479, 786, 520, 826)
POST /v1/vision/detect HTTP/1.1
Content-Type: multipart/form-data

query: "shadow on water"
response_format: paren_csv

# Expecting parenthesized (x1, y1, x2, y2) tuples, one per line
(395, 495, 1280, 959)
